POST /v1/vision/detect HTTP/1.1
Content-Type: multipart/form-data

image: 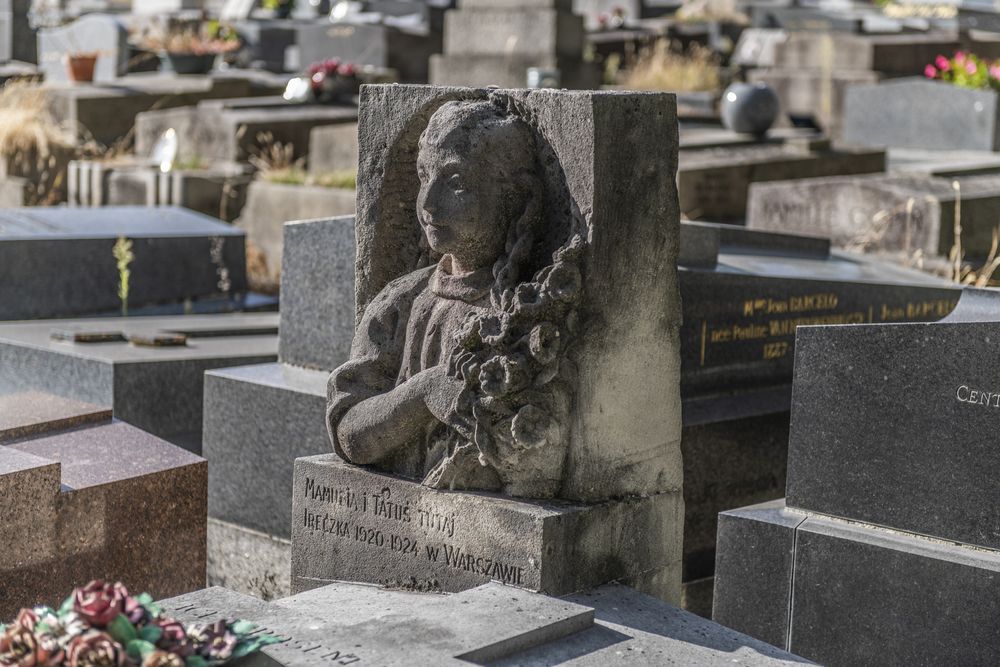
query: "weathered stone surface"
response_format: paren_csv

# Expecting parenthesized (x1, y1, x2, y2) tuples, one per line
(161, 580, 810, 666)
(0, 392, 206, 619)
(713, 499, 1000, 666)
(678, 141, 885, 220)
(278, 217, 356, 371)
(236, 184, 355, 288)
(308, 123, 359, 177)
(0, 313, 277, 449)
(845, 78, 1000, 151)
(745, 172, 1000, 259)
(0, 206, 248, 320)
(206, 517, 291, 601)
(351, 84, 682, 504)
(292, 455, 683, 600)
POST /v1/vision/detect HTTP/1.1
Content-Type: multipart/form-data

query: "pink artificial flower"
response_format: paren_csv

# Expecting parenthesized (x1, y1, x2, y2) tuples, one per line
(967, 59, 978, 74)
(990, 64, 1000, 79)
(925, 64, 938, 78)
(935, 54, 950, 70)
(954, 51, 966, 65)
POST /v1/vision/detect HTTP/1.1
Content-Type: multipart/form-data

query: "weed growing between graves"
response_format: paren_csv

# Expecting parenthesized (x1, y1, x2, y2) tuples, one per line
(113, 236, 135, 316)
(251, 128, 357, 189)
(620, 40, 723, 92)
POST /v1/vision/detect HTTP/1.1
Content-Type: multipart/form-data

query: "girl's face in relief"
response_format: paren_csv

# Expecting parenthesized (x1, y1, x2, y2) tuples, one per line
(416, 136, 512, 274)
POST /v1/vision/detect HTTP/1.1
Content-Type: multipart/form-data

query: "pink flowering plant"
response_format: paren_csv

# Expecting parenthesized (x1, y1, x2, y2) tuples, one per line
(924, 51, 1000, 90)
(0, 581, 280, 667)
(305, 58, 359, 103)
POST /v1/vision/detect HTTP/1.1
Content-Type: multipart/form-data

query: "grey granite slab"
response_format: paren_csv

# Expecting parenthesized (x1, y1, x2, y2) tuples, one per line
(0, 206, 248, 320)
(786, 287, 1000, 549)
(278, 217, 356, 371)
(204, 363, 328, 538)
(844, 78, 1000, 151)
(0, 313, 277, 448)
(292, 455, 682, 602)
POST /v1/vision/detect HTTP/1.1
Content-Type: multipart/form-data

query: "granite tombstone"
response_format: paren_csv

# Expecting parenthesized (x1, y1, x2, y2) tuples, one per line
(0, 391, 206, 618)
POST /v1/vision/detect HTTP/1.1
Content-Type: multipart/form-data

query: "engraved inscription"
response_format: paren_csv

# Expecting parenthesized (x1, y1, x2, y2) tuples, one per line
(302, 476, 531, 587)
(956, 385, 1000, 408)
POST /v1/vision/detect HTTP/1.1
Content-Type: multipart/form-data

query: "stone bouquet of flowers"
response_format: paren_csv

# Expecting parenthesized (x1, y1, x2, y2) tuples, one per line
(0, 581, 280, 666)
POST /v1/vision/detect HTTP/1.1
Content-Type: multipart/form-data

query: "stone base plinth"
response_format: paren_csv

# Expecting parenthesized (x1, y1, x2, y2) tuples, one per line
(292, 456, 683, 603)
(713, 499, 1000, 665)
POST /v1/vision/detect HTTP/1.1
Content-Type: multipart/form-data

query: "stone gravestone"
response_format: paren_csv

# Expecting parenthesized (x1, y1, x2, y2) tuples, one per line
(745, 172, 1000, 260)
(430, 0, 599, 89)
(713, 287, 1000, 664)
(0, 391, 206, 618)
(292, 84, 683, 600)
(36, 13, 128, 83)
(844, 78, 1000, 152)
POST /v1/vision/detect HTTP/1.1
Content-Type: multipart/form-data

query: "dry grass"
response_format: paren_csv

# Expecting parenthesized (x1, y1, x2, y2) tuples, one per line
(247, 131, 300, 174)
(0, 81, 73, 164)
(621, 40, 722, 93)
(855, 183, 1000, 287)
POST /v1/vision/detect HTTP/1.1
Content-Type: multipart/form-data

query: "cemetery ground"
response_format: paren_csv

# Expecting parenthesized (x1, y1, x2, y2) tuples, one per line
(4, 0, 1000, 664)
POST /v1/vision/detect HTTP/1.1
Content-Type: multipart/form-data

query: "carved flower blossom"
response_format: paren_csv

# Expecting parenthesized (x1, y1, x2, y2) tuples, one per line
(510, 405, 555, 450)
(541, 263, 581, 303)
(528, 323, 560, 365)
(478, 355, 528, 397)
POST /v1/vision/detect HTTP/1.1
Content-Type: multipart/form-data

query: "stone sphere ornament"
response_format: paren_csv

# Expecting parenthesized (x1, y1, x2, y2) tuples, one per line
(720, 82, 780, 136)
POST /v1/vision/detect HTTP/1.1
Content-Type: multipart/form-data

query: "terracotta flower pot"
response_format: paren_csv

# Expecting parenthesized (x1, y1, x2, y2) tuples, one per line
(66, 53, 98, 83)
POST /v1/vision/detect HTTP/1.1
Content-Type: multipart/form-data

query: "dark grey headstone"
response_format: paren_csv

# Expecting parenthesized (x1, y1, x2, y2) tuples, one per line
(0, 206, 248, 320)
(786, 287, 1000, 549)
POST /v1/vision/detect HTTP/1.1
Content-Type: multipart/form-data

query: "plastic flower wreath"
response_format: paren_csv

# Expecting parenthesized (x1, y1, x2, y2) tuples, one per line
(0, 581, 281, 667)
